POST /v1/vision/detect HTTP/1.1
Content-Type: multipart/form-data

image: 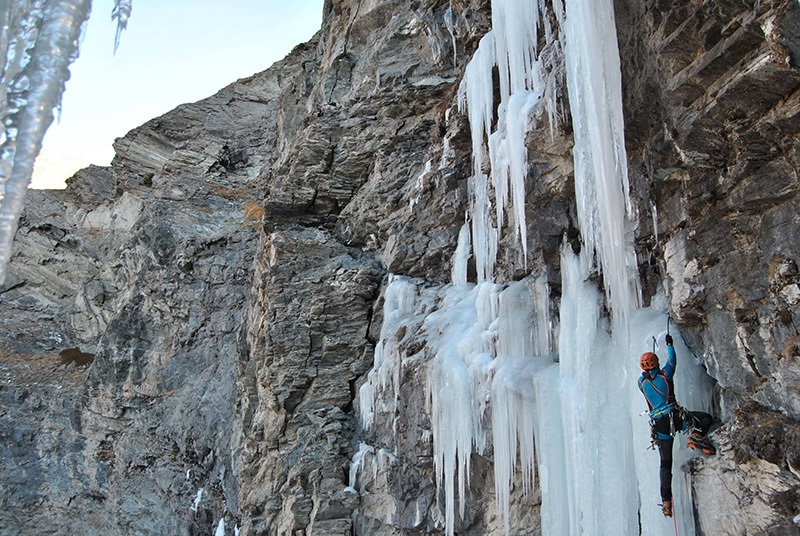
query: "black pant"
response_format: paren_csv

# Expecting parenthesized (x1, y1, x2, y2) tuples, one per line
(654, 409, 712, 501)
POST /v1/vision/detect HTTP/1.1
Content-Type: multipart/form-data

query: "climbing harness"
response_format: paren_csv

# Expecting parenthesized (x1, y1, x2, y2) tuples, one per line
(641, 373, 676, 416)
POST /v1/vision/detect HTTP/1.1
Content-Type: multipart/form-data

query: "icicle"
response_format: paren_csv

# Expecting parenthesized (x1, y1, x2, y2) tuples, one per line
(471, 169, 497, 283)
(0, 0, 91, 285)
(531, 363, 570, 536)
(557, 242, 635, 534)
(426, 284, 490, 536)
(486, 89, 543, 269)
(563, 0, 640, 344)
(491, 0, 541, 98)
(458, 33, 495, 169)
(652, 202, 659, 245)
(488, 125, 510, 234)
(505, 90, 543, 261)
(458, 33, 497, 283)
(490, 279, 549, 535)
(555, 7, 655, 524)
(491, 0, 563, 132)
(556, 242, 608, 534)
(457, 0, 565, 283)
(451, 222, 471, 285)
(111, 0, 132, 54)
(530, 273, 552, 356)
(214, 518, 225, 536)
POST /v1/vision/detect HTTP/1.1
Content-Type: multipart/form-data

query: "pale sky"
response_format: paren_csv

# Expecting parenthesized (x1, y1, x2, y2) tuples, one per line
(31, 0, 324, 189)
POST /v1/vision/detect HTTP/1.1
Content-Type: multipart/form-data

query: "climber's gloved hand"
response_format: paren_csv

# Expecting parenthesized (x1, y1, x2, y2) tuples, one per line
(665, 334, 673, 346)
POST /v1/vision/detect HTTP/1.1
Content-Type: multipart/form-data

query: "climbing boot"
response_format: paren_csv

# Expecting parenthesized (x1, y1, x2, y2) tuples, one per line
(687, 432, 716, 455)
(662, 500, 672, 517)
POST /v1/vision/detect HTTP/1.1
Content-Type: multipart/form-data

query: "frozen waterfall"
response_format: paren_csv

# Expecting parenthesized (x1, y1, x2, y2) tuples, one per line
(0, 0, 132, 285)
(457, 0, 564, 282)
(564, 0, 641, 346)
(359, 0, 713, 535)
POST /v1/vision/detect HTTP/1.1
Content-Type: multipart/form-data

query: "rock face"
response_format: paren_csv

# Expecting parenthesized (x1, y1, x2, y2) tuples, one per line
(1, 53, 291, 533)
(1, 0, 799, 535)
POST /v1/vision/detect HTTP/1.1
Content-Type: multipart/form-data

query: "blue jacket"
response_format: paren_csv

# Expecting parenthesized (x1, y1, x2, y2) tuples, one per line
(638, 345, 677, 421)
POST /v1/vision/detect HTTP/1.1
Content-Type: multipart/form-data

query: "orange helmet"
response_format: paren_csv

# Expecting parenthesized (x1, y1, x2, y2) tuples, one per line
(640, 352, 659, 370)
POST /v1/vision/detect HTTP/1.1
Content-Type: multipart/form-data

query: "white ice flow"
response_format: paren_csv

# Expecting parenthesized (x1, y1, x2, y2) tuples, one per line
(358, 1, 714, 536)
(564, 0, 641, 346)
(457, 0, 564, 283)
(357, 275, 552, 536)
(0, 0, 133, 285)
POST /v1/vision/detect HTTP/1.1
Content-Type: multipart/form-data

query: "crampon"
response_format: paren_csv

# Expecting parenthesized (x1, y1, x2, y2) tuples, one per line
(687, 432, 716, 455)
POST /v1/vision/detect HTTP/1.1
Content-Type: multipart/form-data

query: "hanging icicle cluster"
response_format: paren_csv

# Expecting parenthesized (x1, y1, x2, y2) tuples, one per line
(457, 0, 565, 283)
(563, 0, 641, 342)
(359, 1, 567, 535)
(358, 275, 552, 536)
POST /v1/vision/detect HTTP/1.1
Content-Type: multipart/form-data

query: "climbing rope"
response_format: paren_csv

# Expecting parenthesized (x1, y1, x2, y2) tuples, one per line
(672, 499, 679, 536)
(667, 313, 679, 536)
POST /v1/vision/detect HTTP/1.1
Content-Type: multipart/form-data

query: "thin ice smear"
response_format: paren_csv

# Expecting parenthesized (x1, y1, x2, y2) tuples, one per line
(444, 3, 457, 67)
(190, 487, 203, 512)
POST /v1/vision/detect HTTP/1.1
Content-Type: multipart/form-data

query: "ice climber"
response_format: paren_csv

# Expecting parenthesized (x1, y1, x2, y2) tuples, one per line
(638, 333, 716, 517)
